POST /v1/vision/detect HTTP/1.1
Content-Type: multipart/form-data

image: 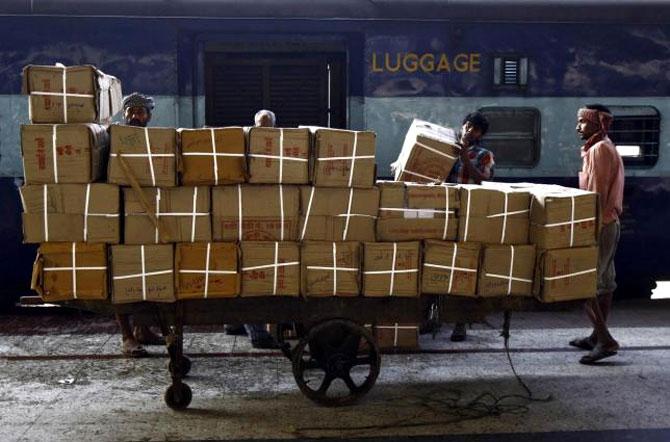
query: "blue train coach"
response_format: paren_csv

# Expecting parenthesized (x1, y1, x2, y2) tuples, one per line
(0, 0, 668, 308)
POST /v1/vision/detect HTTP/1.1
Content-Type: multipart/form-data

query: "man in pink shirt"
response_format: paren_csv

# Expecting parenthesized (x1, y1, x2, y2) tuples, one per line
(570, 104, 624, 364)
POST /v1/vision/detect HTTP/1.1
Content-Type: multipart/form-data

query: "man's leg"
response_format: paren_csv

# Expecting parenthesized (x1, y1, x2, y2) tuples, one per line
(116, 313, 148, 357)
(450, 323, 467, 342)
(133, 324, 166, 346)
(244, 324, 279, 349)
(579, 220, 620, 364)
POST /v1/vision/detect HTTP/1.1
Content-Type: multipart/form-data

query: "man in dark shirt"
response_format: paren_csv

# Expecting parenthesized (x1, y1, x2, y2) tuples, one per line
(448, 111, 495, 341)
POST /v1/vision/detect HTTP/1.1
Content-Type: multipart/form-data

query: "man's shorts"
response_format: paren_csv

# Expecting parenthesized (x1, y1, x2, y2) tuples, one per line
(597, 220, 620, 296)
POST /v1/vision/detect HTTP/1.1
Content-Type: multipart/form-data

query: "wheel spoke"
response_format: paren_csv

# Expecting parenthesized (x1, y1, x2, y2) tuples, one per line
(342, 372, 361, 393)
(317, 373, 335, 394)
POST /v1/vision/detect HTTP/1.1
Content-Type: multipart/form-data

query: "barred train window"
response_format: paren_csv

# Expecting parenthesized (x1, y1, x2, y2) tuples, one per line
(606, 106, 660, 167)
(477, 107, 540, 167)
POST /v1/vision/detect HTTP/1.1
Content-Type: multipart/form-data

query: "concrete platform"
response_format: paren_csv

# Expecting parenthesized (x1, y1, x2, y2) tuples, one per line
(1, 299, 669, 441)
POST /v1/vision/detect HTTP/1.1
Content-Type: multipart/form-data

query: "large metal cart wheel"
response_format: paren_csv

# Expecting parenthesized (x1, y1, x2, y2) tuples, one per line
(164, 383, 192, 410)
(292, 319, 381, 406)
(168, 355, 192, 378)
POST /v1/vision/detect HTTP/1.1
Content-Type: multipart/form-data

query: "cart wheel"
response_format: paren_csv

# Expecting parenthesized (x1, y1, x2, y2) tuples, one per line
(292, 319, 380, 406)
(164, 383, 192, 410)
(275, 322, 307, 360)
(168, 356, 191, 378)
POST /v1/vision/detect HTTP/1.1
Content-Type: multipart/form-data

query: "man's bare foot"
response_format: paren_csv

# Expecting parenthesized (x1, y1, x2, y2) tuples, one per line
(133, 326, 166, 346)
(569, 336, 596, 351)
(122, 337, 149, 358)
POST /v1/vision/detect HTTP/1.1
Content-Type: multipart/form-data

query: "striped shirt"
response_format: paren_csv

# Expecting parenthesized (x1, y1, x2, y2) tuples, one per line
(447, 145, 495, 184)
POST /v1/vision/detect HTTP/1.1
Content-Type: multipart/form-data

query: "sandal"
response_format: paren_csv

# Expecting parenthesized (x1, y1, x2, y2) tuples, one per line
(122, 338, 149, 358)
(579, 346, 618, 365)
(569, 336, 595, 351)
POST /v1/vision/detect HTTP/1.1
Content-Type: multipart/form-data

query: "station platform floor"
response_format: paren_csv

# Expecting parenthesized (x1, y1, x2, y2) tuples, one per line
(0, 299, 669, 442)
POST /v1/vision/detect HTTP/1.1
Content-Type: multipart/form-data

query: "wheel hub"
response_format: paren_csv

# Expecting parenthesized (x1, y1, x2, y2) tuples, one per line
(325, 353, 350, 377)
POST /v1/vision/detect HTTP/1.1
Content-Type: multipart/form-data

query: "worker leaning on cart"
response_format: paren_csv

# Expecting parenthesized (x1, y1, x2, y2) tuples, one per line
(570, 104, 623, 364)
(443, 112, 495, 342)
(117, 92, 167, 357)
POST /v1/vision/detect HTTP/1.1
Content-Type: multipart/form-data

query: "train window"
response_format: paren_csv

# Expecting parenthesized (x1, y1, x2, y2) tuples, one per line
(478, 107, 540, 167)
(607, 106, 660, 167)
(493, 57, 528, 87)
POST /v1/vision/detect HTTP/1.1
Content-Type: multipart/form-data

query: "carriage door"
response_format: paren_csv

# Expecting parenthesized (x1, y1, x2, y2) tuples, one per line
(205, 52, 346, 128)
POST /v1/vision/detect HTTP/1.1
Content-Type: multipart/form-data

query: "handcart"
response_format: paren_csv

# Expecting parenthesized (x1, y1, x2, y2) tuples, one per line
(67, 296, 572, 410)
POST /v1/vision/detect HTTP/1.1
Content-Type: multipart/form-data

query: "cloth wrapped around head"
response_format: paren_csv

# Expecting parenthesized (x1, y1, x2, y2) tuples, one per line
(578, 107, 613, 136)
(123, 92, 155, 113)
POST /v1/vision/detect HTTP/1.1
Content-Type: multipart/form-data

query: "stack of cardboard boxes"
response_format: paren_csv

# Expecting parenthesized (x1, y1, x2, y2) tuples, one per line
(21, 64, 123, 302)
(22, 65, 600, 352)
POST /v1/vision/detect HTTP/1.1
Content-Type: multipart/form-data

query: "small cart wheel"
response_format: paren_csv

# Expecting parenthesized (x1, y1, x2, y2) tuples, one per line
(168, 356, 191, 378)
(292, 319, 380, 407)
(164, 383, 192, 410)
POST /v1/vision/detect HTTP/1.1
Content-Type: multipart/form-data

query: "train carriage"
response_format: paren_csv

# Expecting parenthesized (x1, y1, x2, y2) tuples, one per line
(1, 0, 669, 308)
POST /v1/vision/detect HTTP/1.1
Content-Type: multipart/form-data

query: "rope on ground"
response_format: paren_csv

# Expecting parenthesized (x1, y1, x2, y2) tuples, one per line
(293, 311, 553, 438)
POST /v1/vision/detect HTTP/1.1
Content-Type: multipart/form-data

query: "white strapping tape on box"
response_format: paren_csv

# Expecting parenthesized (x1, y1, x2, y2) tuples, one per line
(544, 268, 597, 281)
(108, 127, 175, 186)
(423, 243, 477, 293)
(375, 323, 418, 347)
(112, 245, 172, 301)
(300, 187, 377, 241)
(484, 245, 532, 295)
(28, 65, 95, 123)
(248, 129, 308, 184)
(125, 188, 208, 243)
(178, 242, 237, 298)
(338, 188, 377, 240)
(315, 131, 375, 187)
(241, 241, 299, 295)
(235, 185, 286, 241)
(83, 183, 120, 242)
(305, 242, 359, 295)
(541, 195, 596, 247)
(463, 187, 530, 243)
(396, 140, 457, 183)
(42, 242, 107, 299)
(180, 128, 245, 186)
(379, 184, 454, 239)
(363, 242, 418, 296)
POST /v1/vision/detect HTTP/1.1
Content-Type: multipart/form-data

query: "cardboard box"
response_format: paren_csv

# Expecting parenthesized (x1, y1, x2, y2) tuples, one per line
(377, 181, 459, 241)
(179, 127, 246, 185)
(299, 186, 379, 241)
(212, 185, 300, 241)
(363, 242, 420, 297)
(175, 242, 240, 299)
(534, 246, 598, 302)
(422, 240, 480, 296)
(124, 186, 211, 244)
(22, 64, 123, 124)
(248, 127, 310, 184)
(21, 124, 109, 184)
(301, 241, 361, 297)
(31, 242, 107, 302)
(478, 244, 536, 297)
(372, 323, 419, 350)
(108, 125, 177, 187)
(20, 183, 120, 243)
(458, 184, 530, 244)
(391, 119, 460, 183)
(241, 241, 300, 296)
(529, 186, 598, 249)
(306, 127, 376, 188)
(111, 244, 175, 303)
